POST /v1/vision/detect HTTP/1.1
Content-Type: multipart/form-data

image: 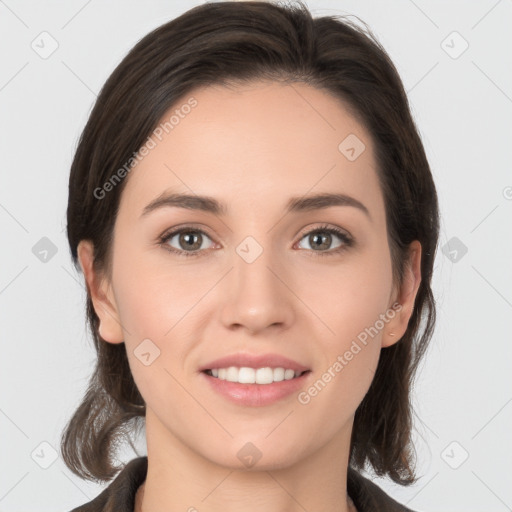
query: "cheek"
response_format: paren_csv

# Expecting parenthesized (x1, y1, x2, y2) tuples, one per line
(111, 245, 205, 341)
(293, 345, 380, 452)
(109, 245, 221, 397)
(294, 266, 390, 441)
(294, 244, 393, 412)
(110, 262, 197, 414)
(300, 240, 394, 348)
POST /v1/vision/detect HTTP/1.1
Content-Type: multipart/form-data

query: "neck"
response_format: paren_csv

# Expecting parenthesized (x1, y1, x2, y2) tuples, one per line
(136, 409, 357, 512)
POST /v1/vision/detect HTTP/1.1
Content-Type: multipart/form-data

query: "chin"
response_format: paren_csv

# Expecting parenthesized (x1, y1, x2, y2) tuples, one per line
(201, 435, 309, 472)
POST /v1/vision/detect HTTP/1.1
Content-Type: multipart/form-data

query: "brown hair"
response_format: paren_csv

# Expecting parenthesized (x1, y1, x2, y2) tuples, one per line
(61, 0, 439, 485)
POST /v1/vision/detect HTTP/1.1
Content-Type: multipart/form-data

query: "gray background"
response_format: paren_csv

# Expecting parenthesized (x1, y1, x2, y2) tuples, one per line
(1, 1, 511, 511)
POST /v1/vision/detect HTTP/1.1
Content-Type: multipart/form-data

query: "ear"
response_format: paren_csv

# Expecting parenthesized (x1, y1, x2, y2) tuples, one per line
(77, 240, 124, 344)
(382, 240, 422, 348)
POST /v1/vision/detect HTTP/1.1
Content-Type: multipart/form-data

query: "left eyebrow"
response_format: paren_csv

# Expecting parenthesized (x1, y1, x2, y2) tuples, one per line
(286, 193, 371, 221)
(140, 191, 371, 221)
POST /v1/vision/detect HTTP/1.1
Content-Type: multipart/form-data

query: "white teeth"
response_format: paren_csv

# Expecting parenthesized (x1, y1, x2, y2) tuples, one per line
(273, 367, 285, 382)
(207, 366, 303, 384)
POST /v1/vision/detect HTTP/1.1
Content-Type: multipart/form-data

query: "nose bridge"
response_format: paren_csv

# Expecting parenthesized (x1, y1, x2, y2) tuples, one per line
(220, 233, 294, 333)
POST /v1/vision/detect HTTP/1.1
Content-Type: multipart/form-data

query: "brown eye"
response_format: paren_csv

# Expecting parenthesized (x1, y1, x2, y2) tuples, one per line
(160, 228, 215, 256)
(296, 225, 353, 256)
(177, 231, 203, 251)
(307, 232, 334, 251)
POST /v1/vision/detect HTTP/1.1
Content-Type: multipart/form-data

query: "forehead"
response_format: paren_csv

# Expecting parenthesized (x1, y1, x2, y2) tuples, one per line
(119, 81, 384, 221)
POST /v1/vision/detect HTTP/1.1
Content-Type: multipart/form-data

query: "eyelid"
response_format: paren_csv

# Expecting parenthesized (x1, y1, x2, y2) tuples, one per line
(159, 222, 216, 243)
(295, 223, 352, 241)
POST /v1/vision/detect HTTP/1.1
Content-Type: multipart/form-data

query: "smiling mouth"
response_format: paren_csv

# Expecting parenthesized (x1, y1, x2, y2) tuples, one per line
(202, 367, 311, 385)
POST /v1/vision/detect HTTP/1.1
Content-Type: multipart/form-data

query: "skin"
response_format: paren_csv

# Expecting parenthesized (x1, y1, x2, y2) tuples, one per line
(78, 81, 421, 512)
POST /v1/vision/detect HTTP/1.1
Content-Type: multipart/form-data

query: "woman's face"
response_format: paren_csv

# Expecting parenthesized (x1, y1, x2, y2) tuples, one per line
(80, 81, 421, 470)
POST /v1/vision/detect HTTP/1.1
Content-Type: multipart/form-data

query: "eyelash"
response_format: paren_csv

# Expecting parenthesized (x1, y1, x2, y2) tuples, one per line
(158, 224, 354, 259)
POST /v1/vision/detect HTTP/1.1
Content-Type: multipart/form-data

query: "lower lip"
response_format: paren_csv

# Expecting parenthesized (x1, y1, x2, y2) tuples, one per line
(201, 371, 311, 407)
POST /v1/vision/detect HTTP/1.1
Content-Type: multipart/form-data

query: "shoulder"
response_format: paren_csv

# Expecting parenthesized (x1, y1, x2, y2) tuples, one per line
(347, 467, 419, 512)
(69, 456, 148, 512)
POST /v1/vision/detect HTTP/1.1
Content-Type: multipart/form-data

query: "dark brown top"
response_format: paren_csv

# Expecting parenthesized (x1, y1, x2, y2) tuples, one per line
(70, 456, 417, 512)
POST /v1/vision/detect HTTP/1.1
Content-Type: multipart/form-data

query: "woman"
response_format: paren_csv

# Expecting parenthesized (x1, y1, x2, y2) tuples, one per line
(62, 1, 439, 511)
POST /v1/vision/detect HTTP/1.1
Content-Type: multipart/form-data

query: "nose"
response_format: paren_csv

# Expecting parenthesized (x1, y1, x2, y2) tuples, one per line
(219, 243, 295, 335)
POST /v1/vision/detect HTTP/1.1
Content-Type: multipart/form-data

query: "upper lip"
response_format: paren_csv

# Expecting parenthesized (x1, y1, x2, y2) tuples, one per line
(199, 353, 310, 373)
